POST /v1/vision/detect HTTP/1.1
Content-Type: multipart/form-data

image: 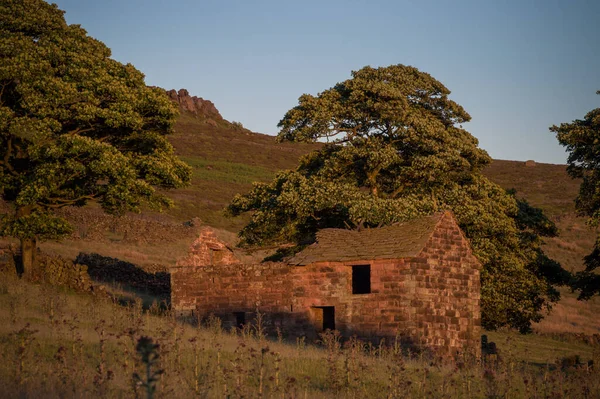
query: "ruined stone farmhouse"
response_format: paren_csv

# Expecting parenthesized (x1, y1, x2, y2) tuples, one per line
(170, 211, 481, 355)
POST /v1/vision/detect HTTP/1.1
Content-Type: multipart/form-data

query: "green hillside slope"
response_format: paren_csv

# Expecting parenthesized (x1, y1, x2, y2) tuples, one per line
(483, 160, 594, 274)
(1, 101, 598, 334)
(162, 112, 319, 227)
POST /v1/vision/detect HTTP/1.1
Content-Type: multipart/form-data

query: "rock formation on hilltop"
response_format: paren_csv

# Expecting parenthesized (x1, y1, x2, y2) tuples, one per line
(166, 89, 223, 121)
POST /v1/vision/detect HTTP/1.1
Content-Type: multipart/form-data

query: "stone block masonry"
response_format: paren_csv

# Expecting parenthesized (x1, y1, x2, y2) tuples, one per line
(171, 211, 481, 356)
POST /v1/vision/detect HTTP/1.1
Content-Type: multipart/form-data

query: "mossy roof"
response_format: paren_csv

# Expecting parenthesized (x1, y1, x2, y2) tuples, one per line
(288, 212, 447, 265)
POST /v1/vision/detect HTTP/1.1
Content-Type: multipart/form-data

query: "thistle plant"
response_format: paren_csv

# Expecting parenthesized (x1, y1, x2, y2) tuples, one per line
(14, 323, 37, 386)
(133, 336, 163, 399)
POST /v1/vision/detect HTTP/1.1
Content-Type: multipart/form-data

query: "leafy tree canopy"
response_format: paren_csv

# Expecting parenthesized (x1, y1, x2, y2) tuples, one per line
(0, 0, 191, 275)
(551, 91, 600, 299)
(228, 64, 570, 332)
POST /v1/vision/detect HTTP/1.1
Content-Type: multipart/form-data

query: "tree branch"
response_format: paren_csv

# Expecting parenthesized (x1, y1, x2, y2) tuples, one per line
(42, 194, 97, 208)
(2, 137, 18, 176)
(65, 126, 95, 136)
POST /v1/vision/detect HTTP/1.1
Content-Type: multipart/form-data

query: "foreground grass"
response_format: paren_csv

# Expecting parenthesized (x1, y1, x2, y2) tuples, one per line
(0, 274, 599, 398)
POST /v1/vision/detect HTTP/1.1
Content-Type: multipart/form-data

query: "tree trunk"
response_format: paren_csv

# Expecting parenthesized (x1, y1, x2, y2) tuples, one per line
(20, 237, 37, 279)
(16, 205, 37, 279)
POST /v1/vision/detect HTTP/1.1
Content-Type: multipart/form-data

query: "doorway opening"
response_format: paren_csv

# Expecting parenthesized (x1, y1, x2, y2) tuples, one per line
(312, 306, 335, 332)
(233, 312, 246, 329)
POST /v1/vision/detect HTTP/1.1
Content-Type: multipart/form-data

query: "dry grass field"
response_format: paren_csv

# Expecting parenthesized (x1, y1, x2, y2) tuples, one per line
(0, 273, 599, 398)
(483, 159, 599, 334)
(2, 112, 597, 336)
(2, 108, 600, 397)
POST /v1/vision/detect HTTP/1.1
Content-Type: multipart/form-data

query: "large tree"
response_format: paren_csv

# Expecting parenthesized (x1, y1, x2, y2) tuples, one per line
(0, 0, 191, 277)
(551, 91, 600, 299)
(228, 64, 569, 332)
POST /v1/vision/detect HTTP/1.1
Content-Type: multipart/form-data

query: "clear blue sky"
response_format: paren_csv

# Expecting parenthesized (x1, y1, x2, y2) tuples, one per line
(52, 0, 599, 164)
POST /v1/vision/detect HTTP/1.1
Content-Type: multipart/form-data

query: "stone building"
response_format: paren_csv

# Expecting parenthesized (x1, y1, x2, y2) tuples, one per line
(170, 211, 481, 355)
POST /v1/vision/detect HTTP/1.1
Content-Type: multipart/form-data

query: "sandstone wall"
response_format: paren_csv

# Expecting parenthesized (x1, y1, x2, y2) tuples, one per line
(287, 259, 413, 341)
(170, 262, 293, 327)
(409, 212, 481, 355)
(175, 227, 240, 269)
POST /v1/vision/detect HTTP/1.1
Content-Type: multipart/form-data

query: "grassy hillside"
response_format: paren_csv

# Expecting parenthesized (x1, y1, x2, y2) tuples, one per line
(0, 272, 598, 398)
(0, 111, 318, 268)
(170, 114, 596, 275)
(481, 160, 600, 333)
(2, 102, 600, 398)
(159, 112, 319, 229)
(482, 160, 595, 275)
(1, 107, 598, 334)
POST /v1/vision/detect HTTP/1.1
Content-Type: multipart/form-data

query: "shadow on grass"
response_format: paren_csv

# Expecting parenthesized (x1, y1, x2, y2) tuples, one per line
(75, 252, 170, 308)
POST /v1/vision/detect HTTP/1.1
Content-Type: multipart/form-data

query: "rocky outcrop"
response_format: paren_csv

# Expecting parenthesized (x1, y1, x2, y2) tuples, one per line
(166, 89, 223, 121)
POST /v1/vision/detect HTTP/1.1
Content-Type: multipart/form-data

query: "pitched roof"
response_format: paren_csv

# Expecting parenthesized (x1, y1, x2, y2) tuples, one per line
(287, 212, 446, 266)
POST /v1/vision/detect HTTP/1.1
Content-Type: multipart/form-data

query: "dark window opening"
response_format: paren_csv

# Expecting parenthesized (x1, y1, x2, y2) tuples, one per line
(323, 307, 335, 331)
(352, 265, 371, 294)
(312, 306, 335, 332)
(234, 312, 246, 329)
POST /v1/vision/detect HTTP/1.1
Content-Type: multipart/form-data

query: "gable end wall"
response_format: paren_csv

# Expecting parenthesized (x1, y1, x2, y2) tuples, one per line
(409, 212, 481, 354)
